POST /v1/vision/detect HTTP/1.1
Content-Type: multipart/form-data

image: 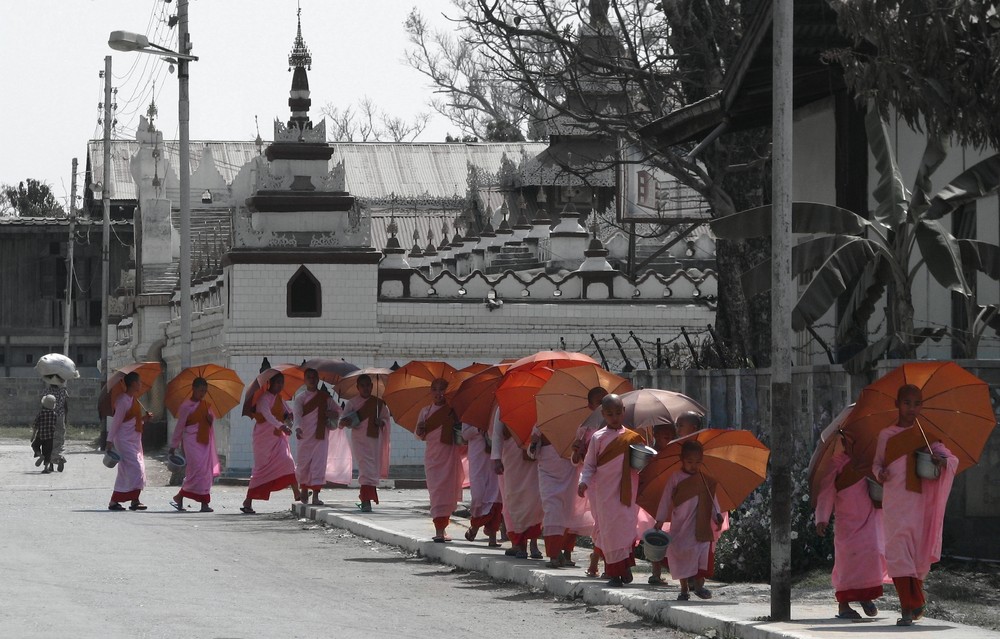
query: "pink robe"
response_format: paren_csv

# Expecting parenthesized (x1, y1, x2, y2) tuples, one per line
(814, 451, 888, 595)
(345, 395, 391, 488)
(109, 393, 146, 499)
(535, 427, 594, 536)
(417, 403, 468, 519)
(656, 470, 723, 580)
(170, 398, 220, 502)
(462, 423, 500, 520)
(873, 425, 957, 580)
(292, 389, 340, 489)
(247, 392, 297, 499)
(580, 426, 640, 564)
(491, 412, 543, 534)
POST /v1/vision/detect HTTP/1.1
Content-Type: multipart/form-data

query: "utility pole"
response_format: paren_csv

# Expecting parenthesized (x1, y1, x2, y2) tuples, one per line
(101, 56, 112, 387)
(178, 0, 193, 369)
(63, 157, 77, 356)
(770, 0, 794, 622)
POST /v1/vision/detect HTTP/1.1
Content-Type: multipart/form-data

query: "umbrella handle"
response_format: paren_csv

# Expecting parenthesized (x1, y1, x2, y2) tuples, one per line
(699, 471, 720, 517)
(914, 417, 934, 453)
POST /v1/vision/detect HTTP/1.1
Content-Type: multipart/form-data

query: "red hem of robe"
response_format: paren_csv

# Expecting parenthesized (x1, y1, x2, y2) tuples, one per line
(836, 585, 884, 604)
(605, 554, 636, 578)
(893, 577, 925, 610)
(359, 484, 380, 504)
(111, 489, 141, 502)
(247, 473, 296, 500)
(178, 489, 210, 504)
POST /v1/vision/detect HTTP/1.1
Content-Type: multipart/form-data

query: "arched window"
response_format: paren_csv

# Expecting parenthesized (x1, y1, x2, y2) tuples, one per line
(287, 265, 321, 317)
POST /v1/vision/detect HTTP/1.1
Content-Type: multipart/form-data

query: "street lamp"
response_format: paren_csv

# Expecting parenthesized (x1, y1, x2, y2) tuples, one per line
(108, 0, 197, 369)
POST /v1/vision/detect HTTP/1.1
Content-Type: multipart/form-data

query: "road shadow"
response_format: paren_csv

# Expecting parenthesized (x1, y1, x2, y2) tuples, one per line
(342, 556, 418, 564)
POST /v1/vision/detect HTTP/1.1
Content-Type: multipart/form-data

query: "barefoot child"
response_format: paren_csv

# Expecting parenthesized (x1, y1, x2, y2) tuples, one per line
(579, 394, 645, 587)
(873, 384, 957, 626)
(645, 421, 677, 585)
(656, 440, 724, 600)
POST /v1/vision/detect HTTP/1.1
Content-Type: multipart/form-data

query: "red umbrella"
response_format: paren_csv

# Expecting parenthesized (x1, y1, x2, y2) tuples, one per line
(241, 364, 306, 417)
(445, 362, 493, 398)
(495, 367, 554, 445)
(451, 364, 511, 429)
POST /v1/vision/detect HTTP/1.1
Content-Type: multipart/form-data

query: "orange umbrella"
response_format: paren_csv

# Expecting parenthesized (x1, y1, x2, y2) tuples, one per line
(165, 364, 245, 418)
(383, 360, 458, 432)
(535, 366, 633, 459)
(445, 362, 493, 398)
(806, 404, 863, 507)
(637, 428, 770, 517)
(451, 364, 511, 429)
(240, 364, 306, 417)
(840, 361, 997, 475)
(506, 350, 599, 374)
(495, 367, 554, 445)
(302, 358, 360, 385)
(98, 362, 162, 418)
(333, 367, 393, 401)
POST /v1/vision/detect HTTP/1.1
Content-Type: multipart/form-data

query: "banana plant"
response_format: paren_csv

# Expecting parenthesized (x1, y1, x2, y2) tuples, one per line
(710, 108, 1000, 371)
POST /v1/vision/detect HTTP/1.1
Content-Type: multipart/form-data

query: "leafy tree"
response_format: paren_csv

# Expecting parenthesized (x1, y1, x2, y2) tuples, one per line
(828, 0, 1000, 149)
(711, 109, 1000, 368)
(1, 179, 65, 217)
(406, 0, 775, 365)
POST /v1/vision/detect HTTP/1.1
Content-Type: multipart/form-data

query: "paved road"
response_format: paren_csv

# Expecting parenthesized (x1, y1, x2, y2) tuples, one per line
(0, 440, 690, 639)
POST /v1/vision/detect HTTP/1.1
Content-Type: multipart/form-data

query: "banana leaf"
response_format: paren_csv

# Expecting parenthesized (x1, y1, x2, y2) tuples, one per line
(958, 239, 1000, 280)
(835, 255, 890, 343)
(925, 153, 1000, 220)
(914, 218, 969, 293)
(791, 239, 879, 330)
(739, 235, 872, 299)
(907, 135, 947, 216)
(866, 109, 909, 228)
(711, 202, 867, 240)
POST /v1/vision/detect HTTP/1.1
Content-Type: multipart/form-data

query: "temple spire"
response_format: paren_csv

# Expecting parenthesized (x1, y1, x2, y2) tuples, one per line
(286, 5, 313, 131)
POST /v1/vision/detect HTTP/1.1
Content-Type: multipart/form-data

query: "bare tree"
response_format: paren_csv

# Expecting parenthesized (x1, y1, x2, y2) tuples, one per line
(321, 96, 432, 142)
(406, 0, 772, 365)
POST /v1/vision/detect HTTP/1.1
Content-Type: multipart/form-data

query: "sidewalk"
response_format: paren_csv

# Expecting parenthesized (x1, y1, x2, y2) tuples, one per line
(291, 495, 1000, 639)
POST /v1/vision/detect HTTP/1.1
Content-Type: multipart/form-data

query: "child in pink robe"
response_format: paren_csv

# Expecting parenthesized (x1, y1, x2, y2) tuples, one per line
(462, 422, 502, 545)
(655, 439, 724, 600)
(491, 409, 543, 559)
(342, 374, 391, 512)
(579, 394, 645, 587)
(872, 384, 957, 626)
(106, 372, 151, 511)
(415, 378, 468, 542)
(531, 425, 594, 568)
(242, 373, 299, 514)
(814, 448, 887, 619)
(569, 387, 608, 576)
(644, 421, 678, 585)
(293, 369, 340, 506)
(169, 378, 220, 512)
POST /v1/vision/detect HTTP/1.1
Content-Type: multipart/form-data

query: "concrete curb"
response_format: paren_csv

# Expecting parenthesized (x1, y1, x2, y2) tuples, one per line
(291, 502, 1000, 639)
(219, 478, 427, 488)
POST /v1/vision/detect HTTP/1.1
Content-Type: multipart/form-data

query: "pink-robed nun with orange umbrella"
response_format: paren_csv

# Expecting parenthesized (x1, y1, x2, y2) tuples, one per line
(241, 369, 303, 514)
(168, 377, 222, 512)
(107, 371, 154, 511)
(415, 377, 467, 542)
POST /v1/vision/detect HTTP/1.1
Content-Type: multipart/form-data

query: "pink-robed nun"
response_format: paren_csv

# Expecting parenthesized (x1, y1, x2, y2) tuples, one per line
(293, 369, 341, 506)
(461, 422, 502, 545)
(655, 440, 726, 600)
(578, 394, 645, 587)
(491, 408, 543, 559)
(872, 384, 957, 625)
(169, 378, 221, 512)
(415, 378, 468, 542)
(531, 425, 594, 567)
(341, 374, 391, 512)
(107, 372, 151, 511)
(814, 450, 888, 618)
(242, 373, 299, 514)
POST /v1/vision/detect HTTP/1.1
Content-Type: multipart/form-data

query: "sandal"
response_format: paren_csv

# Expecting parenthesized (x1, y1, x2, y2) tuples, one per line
(128, 503, 147, 511)
(169, 501, 185, 512)
(310, 500, 325, 506)
(108, 503, 125, 511)
(529, 550, 543, 559)
(648, 576, 668, 585)
(677, 592, 690, 601)
(465, 529, 477, 542)
(432, 536, 447, 543)
(585, 568, 599, 578)
(835, 609, 862, 620)
(912, 605, 925, 621)
(693, 587, 712, 600)
(199, 505, 214, 513)
(239, 506, 256, 514)
(859, 601, 878, 617)
(896, 618, 913, 627)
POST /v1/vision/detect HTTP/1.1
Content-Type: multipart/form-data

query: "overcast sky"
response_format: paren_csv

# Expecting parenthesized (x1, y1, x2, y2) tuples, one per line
(0, 0, 459, 209)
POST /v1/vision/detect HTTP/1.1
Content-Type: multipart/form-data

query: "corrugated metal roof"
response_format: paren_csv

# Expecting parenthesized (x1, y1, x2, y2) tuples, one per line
(90, 140, 548, 203)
